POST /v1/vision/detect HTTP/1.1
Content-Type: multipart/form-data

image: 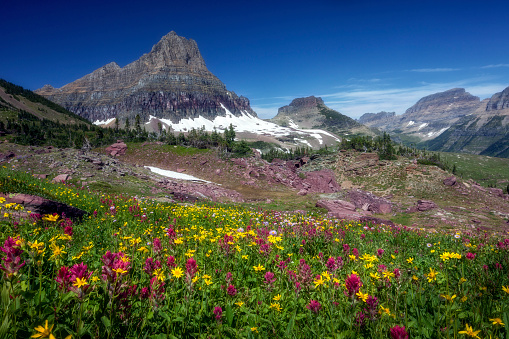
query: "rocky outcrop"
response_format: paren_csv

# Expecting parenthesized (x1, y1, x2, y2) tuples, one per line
(406, 200, 437, 213)
(403, 88, 480, 122)
(358, 111, 396, 126)
(105, 141, 127, 157)
(316, 199, 369, 219)
(157, 179, 244, 203)
(486, 86, 509, 111)
(348, 189, 392, 214)
(270, 96, 370, 135)
(443, 176, 457, 186)
(36, 31, 255, 126)
(0, 193, 86, 220)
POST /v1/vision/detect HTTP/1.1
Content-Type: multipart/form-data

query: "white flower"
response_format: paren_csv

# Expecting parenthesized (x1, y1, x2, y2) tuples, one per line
(427, 243, 432, 248)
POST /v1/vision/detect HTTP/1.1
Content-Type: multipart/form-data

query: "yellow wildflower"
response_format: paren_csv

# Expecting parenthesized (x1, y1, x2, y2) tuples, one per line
(73, 277, 88, 289)
(489, 318, 504, 326)
(458, 323, 481, 338)
(356, 290, 369, 302)
(270, 302, 282, 312)
(31, 320, 55, 339)
(253, 264, 265, 272)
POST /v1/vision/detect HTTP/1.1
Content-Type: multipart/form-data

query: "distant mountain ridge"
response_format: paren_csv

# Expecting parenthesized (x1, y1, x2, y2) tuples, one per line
(270, 96, 374, 136)
(36, 31, 255, 125)
(359, 86, 509, 157)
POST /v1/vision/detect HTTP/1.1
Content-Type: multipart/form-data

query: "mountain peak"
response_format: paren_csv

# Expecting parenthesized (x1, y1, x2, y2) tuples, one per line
(288, 96, 325, 109)
(36, 32, 254, 124)
(486, 86, 509, 111)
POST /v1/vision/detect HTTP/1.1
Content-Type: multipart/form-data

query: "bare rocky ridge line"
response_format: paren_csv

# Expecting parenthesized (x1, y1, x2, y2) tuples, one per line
(36, 31, 255, 125)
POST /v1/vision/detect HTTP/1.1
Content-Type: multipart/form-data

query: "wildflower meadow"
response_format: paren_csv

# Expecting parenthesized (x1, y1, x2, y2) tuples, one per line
(0, 166, 508, 338)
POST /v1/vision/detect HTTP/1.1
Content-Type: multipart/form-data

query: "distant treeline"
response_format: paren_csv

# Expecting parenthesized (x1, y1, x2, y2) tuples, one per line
(4, 109, 251, 157)
(339, 133, 453, 172)
(0, 79, 90, 124)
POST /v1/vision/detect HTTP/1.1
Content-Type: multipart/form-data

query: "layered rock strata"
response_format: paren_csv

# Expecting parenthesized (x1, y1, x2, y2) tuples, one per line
(36, 31, 255, 124)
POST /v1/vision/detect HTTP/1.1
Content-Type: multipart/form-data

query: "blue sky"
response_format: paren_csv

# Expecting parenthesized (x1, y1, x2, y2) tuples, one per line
(2, 0, 509, 119)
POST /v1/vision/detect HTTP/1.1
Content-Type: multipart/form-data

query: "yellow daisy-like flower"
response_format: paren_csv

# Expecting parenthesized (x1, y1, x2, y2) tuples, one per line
(440, 294, 456, 302)
(73, 277, 88, 289)
(370, 272, 381, 280)
(204, 279, 213, 286)
(270, 302, 282, 312)
(273, 294, 281, 301)
(251, 327, 258, 333)
(313, 276, 324, 289)
(235, 301, 244, 307)
(427, 268, 438, 282)
(461, 296, 468, 303)
(382, 270, 395, 281)
(406, 257, 414, 264)
(502, 285, 509, 294)
(489, 318, 504, 326)
(31, 320, 55, 339)
(356, 290, 369, 302)
(49, 243, 66, 261)
(241, 255, 249, 260)
(379, 306, 390, 316)
(112, 268, 128, 275)
(458, 323, 481, 338)
(253, 264, 265, 272)
(91, 276, 100, 282)
(174, 238, 183, 245)
(153, 268, 165, 281)
(171, 267, 184, 279)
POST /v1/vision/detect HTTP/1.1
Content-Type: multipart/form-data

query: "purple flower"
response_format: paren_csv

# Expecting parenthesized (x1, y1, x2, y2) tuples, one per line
(166, 256, 176, 269)
(264, 271, 276, 286)
(345, 274, 362, 298)
(0, 237, 25, 279)
(153, 238, 162, 254)
(227, 284, 237, 296)
(466, 252, 475, 260)
(213, 306, 223, 320)
(390, 325, 409, 339)
(306, 299, 321, 313)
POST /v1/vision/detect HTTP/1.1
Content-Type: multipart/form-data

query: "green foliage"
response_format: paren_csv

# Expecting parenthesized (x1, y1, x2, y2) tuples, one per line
(0, 78, 90, 124)
(0, 166, 508, 338)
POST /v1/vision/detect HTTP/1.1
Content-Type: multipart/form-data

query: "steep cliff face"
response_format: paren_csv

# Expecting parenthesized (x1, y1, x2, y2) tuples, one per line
(426, 87, 509, 157)
(403, 88, 480, 122)
(486, 86, 509, 111)
(36, 31, 255, 124)
(359, 88, 482, 141)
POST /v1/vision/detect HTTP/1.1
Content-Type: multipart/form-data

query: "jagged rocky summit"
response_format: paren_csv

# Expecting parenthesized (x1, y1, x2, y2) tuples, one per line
(358, 86, 509, 157)
(36, 31, 255, 126)
(270, 95, 373, 136)
(358, 88, 481, 140)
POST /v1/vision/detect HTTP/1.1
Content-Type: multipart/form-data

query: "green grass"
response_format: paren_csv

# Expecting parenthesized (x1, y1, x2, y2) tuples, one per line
(440, 152, 509, 188)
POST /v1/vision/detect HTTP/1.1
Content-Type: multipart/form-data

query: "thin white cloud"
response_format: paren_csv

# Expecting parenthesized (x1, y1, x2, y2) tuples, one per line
(319, 80, 508, 119)
(481, 64, 509, 69)
(409, 68, 461, 72)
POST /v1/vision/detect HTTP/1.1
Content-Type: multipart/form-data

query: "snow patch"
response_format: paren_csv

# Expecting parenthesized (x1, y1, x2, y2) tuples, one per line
(406, 121, 415, 127)
(426, 127, 449, 137)
(146, 105, 341, 145)
(145, 166, 214, 184)
(93, 118, 116, 126)
(418, 123, 428, 131)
